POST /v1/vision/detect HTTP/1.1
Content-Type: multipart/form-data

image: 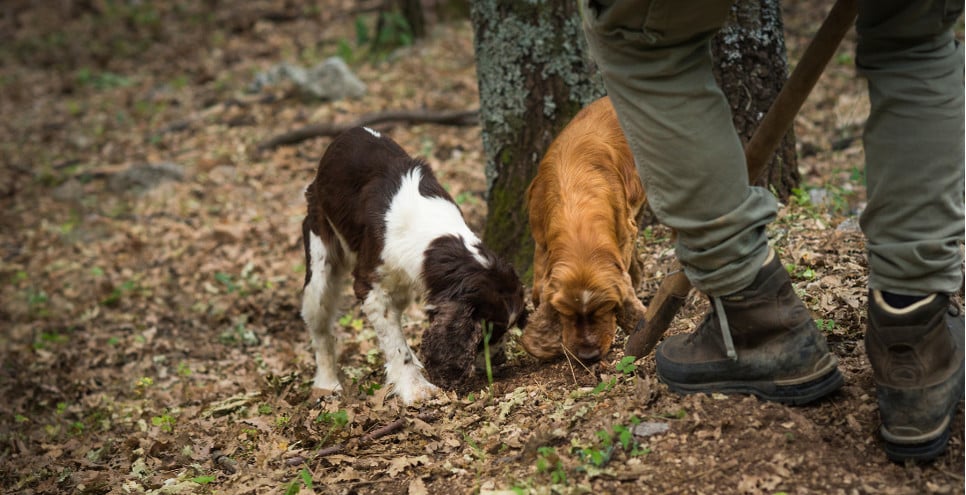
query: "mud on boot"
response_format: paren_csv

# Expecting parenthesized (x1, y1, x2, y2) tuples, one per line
(866, 290, 965, 463)
(655, 250, 843, 405)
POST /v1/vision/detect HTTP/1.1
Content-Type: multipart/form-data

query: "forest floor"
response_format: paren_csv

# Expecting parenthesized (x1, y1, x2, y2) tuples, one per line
(1, 1, 963, 494)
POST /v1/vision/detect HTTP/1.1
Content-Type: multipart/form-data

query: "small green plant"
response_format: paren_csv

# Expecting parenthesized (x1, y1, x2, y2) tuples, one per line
(613, 419, 649, 456)
(373, 11, 413, 50)
(592, 377, 617, 395)
(790, 187, 812, 208)
(615, 355, 637, 376)
(575, 442, 613, 468)
(75, 68, 133, 90)
(26, 288, 50, 317)
(283, 468, 313, 495)
(101, 279, 141, 307)
(315, 409, 349, 446)
(463, 432, 487, 465)
(214, 272, 239, 293)
(275, 415, 291, 428)
(190, 474, 216, 485)
(573, 420, 649, 471)
(220, 314, 259, 346)
(151, 411, 176, 433)
(815, 319, 837, 332)
(354, 16, 371, 45)
(336, 38, 355, 64)
(170, 74, 189, 90)
(338, 313, 364, 330)
(662, 408, 687, 420)
(69, 421, 85, 436)
(482, 320, 495, 388)
(359, 382, 382, 396)
(176, 361, 192, 377)
(33, 330, 68, 350)
(535, 446, 567, 485)
(258, 404, 273, 415)
(134, 376, 154, 396)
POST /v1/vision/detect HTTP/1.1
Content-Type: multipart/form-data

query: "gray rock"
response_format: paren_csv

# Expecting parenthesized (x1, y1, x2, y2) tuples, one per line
(632, 421, 670, 438)
(108, 162, 185, 193)
(249, 56, 366, 101)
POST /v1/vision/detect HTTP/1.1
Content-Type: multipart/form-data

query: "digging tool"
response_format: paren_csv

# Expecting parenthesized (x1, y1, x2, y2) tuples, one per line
(624, 0, 859, 359)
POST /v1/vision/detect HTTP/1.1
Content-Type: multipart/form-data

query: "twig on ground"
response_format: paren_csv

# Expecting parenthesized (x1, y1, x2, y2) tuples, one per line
(317, 444, 344, 456)
(256, 109, 479, 150)
(359, 417, 406, 444)
(560, 343, 594, 385)
(316, 411, 439, 458)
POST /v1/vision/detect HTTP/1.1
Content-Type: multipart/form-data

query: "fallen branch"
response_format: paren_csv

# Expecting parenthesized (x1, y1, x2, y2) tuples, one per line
(359, 417, 406, 443)
(315, 410, 438, 458)
(256, 109, 479, 150)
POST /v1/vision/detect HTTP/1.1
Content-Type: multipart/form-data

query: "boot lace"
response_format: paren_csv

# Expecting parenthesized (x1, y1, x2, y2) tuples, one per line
(713, 296, 738, 361)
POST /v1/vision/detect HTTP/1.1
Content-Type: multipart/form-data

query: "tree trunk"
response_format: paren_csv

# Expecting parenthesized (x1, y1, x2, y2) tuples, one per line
(711, 0, 799, 200)
(470, 0, 604, 281)
(395, 0, 425, 39)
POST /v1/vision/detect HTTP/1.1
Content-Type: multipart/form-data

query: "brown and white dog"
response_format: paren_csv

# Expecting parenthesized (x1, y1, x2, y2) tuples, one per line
(300, 127, 527, 405)
(522, 96, 647, 362)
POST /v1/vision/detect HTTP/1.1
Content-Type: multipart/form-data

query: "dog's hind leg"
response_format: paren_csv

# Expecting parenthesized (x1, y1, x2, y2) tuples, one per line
(361, 283, 437, 405)
(301, 219, 347, 392)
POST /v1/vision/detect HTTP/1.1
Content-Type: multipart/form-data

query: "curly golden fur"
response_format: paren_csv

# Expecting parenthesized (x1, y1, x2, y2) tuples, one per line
(522, 97, 648, 361)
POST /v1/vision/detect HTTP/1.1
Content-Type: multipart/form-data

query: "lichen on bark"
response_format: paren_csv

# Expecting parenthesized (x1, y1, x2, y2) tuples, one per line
(470, 0, 604, 277)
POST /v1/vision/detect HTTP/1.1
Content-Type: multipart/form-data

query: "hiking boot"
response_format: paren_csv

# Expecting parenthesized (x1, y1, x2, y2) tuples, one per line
(655, 251, 843, 405)
(866, 289, 965, 463)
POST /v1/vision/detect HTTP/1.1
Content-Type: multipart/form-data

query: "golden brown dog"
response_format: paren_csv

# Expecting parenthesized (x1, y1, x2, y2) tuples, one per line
(522, 96, 647, 362)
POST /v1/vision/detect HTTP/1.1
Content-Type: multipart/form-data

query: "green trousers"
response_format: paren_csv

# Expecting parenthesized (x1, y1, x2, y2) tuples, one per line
(580, 0, 964, 297)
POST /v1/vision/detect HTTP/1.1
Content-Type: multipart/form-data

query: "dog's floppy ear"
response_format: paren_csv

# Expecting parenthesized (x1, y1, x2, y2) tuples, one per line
(420, 302, 481, 391)
(520, 302, 563, 360)
(617, 292, 647, 338)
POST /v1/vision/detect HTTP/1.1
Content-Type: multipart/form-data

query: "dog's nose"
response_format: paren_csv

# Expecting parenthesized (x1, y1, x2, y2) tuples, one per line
(576, 345, 601, 362)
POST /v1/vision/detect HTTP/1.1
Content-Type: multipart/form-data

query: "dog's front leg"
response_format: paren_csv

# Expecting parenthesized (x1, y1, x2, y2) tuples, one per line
(361, 283, 437, 405)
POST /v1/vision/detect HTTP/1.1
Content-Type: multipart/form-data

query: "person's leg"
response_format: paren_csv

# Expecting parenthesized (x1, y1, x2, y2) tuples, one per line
(857, 0, 964, 296)
(581, 0, 842, 403)
(580, 0, 773, 295)
(856, 0, 965, 462)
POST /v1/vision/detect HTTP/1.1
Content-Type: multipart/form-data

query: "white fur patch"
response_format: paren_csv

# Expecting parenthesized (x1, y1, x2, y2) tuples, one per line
(580, 290, 593, 314)
(382, 168, 487, 287)
(301, 231, 343, 392)
(301, 232, 329, 331)
(363, 126, 381, 138)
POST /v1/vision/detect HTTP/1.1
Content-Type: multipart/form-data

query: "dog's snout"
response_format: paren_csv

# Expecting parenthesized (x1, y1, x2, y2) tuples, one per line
(576, 344, 601, 362)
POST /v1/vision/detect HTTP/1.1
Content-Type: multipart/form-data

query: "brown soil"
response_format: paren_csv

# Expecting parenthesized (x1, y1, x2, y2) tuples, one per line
(1, 2, 962, 494)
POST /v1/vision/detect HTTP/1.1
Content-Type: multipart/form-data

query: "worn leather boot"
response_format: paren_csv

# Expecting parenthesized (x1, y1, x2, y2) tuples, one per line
(866, 290, 965, 462)
(656, 251, 844, 405)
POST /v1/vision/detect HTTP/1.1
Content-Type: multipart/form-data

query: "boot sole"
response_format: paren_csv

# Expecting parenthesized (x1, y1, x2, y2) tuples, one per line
(880, 380, 963, 463)
(884, 427, 951, 463)
(659, 367, 844, 406)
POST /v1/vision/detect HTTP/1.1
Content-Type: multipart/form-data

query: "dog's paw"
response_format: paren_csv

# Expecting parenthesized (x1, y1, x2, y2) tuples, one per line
(390, 370, 439, 406)
(312, 372, 344, 394)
